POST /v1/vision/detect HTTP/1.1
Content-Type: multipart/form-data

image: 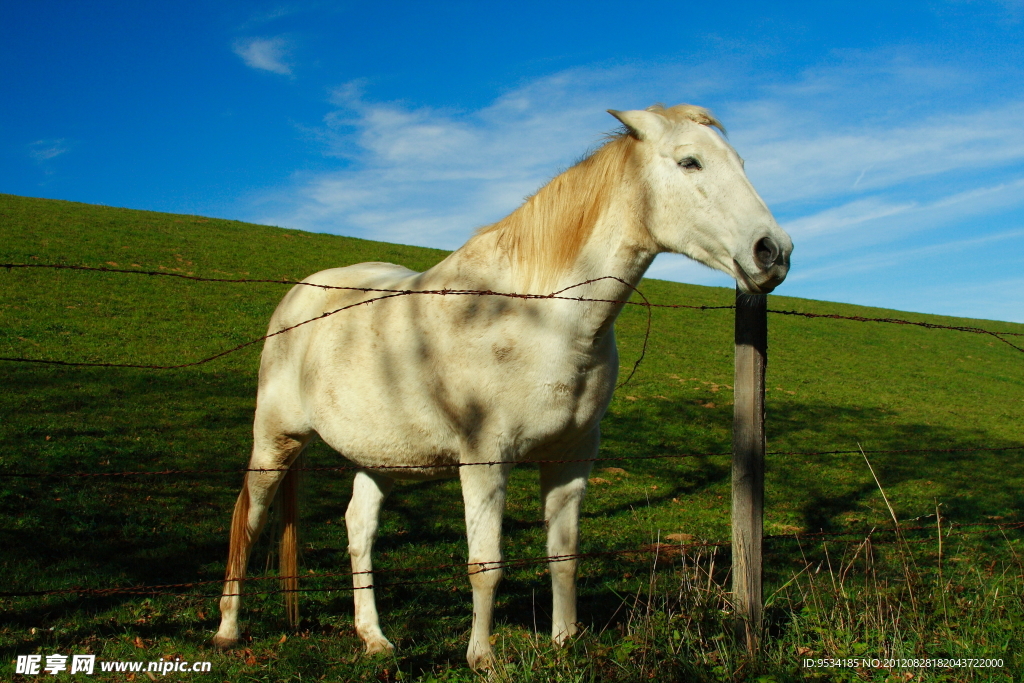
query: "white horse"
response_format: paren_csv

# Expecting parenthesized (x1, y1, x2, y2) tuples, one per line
(212, 104, 792, 669)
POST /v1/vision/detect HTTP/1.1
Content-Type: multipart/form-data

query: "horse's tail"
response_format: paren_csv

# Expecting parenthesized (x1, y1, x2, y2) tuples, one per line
(278, 453, 302, 629)
(225, 473, 251, 584)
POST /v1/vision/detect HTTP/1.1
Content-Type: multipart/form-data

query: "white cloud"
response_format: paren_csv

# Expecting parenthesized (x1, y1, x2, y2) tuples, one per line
(782, 197, 919, 240)
(790, 224, 1024, 283)
(233, 37, 293, 75)
(735, 101, 1024, 207)
(239, 5, 301, 29)
(254, 71, 634, 247)
(245, 53, 1024, 321)
(28, 139, 69, 162)
(777, 177, 1024, 259)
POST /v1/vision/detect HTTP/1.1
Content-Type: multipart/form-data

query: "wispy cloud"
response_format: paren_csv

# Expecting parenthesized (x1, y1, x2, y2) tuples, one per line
(28, 139, 71, 180)
(246, 52, 1024, 320)
(239, 5, 302, 30)
(255, 72, 631, 246)
(790, 224, 1024, 283)
(736, 100, 1024, 208)
(233, 37, 293, 75)
(28, 139, 69, 163)
(782, 178, 1024, 257)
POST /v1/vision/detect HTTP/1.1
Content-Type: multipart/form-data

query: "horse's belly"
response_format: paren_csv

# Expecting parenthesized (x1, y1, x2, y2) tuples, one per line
(280, 274, 616, 469)
(307, 390, 463, 478)
(305, 354, 610, 472)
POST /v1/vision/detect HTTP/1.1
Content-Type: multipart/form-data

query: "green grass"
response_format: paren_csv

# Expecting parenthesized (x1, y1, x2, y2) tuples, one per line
(1, 192, 1023, 681)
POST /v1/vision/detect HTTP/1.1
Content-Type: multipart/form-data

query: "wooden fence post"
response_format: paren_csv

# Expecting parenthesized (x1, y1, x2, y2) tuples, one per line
(732, 286, 766, 652)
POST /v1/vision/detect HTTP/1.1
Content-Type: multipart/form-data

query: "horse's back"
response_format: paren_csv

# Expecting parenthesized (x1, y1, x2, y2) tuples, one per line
(257, 261, 421, 399)
(268, 261, 420, 327)
(301, 261, 421, 296)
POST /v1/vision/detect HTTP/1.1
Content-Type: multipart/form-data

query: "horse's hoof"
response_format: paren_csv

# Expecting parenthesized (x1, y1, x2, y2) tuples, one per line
(364, 637, 395, 655)
(466, 649, 494, 671)
(551, 622, 579, 646)
(211, 634, 238, 649)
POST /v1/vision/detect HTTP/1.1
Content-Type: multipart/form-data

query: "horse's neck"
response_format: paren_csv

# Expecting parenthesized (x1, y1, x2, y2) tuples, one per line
(545, 199, 657, 336)
(429, 190, 655, 349)
(446, 181, 652, 288)
(561, 200, 657, 300)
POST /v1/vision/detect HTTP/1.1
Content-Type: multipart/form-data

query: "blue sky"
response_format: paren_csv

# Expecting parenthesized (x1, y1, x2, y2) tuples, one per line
(3, 1, 1023, 322)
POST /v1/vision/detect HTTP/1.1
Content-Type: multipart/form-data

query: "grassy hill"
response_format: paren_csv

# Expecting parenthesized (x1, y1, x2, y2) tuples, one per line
(2, 193, 1022, 681)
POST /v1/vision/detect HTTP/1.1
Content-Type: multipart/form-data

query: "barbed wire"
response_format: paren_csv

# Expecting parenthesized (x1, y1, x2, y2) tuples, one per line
(3, 520, 1019, 600)
(2, 445, 1020, 480)
(0, 262, 730, 311)
(3, 262, 1023, 610)
(8, 261, 1023, 334)
(769, 308, 1024, 353)
(1, 264, 1021, 374)
(0, 267, 662, 385)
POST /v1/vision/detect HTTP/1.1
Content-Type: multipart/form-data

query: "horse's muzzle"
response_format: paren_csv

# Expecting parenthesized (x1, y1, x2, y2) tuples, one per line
(735, 235, 791, 294)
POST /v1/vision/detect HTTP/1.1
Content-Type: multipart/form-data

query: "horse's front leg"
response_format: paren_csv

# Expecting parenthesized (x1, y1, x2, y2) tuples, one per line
(346, 469, 395, 654)
(539, 429, 597, 645)
(460, 461, 512, 670)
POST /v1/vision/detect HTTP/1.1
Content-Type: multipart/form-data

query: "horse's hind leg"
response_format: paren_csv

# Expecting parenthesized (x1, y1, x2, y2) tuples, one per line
(539, 429, 597, 645)
(213, 418, 309, 648)
(346, 469, 395, 654)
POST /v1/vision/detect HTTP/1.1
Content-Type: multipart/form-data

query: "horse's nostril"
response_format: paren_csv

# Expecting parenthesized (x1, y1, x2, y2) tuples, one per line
(754, 237, 779, 270)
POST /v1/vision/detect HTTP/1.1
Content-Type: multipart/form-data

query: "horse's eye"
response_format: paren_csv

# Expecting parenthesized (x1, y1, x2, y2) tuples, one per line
(678, 157, 702, 171)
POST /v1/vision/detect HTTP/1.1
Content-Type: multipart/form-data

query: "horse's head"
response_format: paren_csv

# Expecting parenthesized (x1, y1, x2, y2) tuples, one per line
(610, 105, 792, 294)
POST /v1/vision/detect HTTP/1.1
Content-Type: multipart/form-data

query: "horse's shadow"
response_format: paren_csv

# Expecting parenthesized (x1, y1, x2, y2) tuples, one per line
(3, 365, 1022, 655)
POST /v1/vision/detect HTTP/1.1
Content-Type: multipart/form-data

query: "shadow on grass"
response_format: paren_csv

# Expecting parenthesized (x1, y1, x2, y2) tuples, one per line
(3, 365, 1023, 668)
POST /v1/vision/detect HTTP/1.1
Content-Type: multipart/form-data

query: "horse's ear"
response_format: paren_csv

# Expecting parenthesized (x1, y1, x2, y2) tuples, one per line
(607, 109, 668, 141)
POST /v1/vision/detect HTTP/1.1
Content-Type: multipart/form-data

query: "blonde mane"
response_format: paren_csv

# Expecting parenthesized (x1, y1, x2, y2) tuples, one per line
(478, 135, 637, 291)
(478, 104, 722, 290)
